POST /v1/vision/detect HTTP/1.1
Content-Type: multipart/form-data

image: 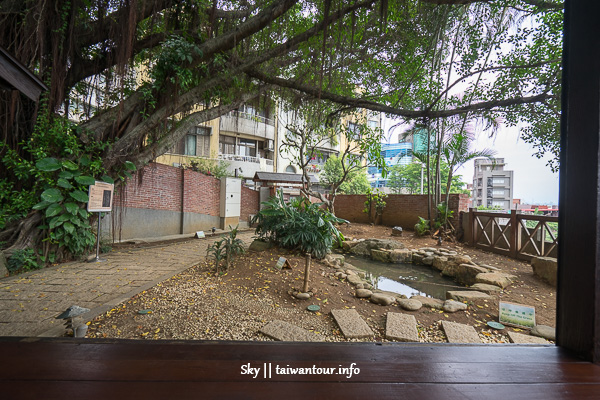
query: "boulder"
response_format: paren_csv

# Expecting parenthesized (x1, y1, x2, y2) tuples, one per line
(531, 325, 556, 341)
(295, 292, 311, 300)
(455, 264, 490, 286)
(346, 274, 364, 286)
(391, 226, 403, 236)
(355, 289, 373, 298)
(0, 251, 8, 278)
(475, 272, 517, 289)
(531, 256, 557, 287)
(412, 253, 425, 265)
(389, 249, 413, 263)
(248, 239, 272, 252)
(470, 283, 503, 294)
(443, 300, 468, 313)
(325, 254, 345, 266)
(370, 293, 396, 306)
(341, 241, 359, 252)
(350, 238, 405, 257)
(410, 295, 444, 309)
(422, 256, 434, 266)
(371, 249, 392, 263)
(334, 272, 347, 279)
(345, 269, 357, 276)
(398, 298, 422, 311)
(441, 263, 460, 278)
(432, 256, 449, 271)
(449, 254, 472, 265)
(446, 290, 491, 302)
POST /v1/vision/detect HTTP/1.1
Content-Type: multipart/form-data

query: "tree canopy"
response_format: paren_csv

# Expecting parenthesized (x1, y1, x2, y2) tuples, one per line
(0, 0, 563, 260)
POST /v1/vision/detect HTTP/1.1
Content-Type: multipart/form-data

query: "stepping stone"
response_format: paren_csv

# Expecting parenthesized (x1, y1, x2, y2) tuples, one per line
(508, 331, 550, 344)
(475, 272, 517, 289)
(259, 320, 321, 342)
(398, 298, 422, 311)
(443, 300, 467, 313)
(440, 321, 482, 343)
(331, 309, 373, 339)
(446, 290, 491, 302)
(386, 312, 419, 342)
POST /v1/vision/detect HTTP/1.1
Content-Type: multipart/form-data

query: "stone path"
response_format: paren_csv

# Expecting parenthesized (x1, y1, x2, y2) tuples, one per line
(260, 320, 322, 342)
(440, 320, 482, 343)
(508, 331, 550, 344)
(0, 231, 254, 337)
(331, 309, 373, 339)
(385, 312, 419, 342)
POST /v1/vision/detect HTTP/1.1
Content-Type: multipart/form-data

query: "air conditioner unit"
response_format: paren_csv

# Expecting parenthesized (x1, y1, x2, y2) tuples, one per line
(266, 139, 274, 150)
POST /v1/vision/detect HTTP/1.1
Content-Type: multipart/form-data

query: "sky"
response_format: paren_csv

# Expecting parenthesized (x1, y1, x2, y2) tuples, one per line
(383, 119, 560, 205)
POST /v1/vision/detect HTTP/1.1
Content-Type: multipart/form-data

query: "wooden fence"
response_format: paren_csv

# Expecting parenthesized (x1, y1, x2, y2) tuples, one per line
(466, 209, 558, 261)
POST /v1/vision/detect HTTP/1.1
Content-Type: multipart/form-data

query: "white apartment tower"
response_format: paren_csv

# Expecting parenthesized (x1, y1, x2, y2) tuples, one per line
(472, 158, 514, 210)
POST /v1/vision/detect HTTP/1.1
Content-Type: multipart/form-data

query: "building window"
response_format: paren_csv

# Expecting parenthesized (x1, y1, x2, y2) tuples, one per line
(492, 189, 505, 196)
(493, 201, 505, 207)
(219, 135, 236, 155)
(492, 178, 505, 184)
(184, 134, 197, 156)
(348, 122, 361, 140)
(368, 120, 378, 129)
(238, 138, 257, 157)
(285, 165, 296, 173)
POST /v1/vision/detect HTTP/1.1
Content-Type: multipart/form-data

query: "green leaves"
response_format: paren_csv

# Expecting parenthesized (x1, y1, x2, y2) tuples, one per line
(41, 188, 63, 203)
(57, 178, 74, 189)
(62, 160, 79, 170)
(64, 202, 79, 215)
(45, 203, 63, 218)
(36, 158, 62, 171)
(69, 190, 89, 202)
(124, 161, 136, 171)
(74, 175, 96, 185)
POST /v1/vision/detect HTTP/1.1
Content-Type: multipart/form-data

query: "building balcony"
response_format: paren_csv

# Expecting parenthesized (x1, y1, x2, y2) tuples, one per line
(219, 111, 275, 140)
(218, 153, 274, 177)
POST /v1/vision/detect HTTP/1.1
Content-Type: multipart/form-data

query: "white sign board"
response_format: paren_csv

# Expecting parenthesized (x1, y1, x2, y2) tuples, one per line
(499, 301, 536, 329)
(87, 181, 114, 212)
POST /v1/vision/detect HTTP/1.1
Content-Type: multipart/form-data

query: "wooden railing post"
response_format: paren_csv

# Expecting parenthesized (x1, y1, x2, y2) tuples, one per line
(468, 208, 475, 246)
(510, 209, 518, 259)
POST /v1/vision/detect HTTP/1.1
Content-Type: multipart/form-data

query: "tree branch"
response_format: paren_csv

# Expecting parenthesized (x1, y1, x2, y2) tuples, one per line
(247, 68, 557, 119)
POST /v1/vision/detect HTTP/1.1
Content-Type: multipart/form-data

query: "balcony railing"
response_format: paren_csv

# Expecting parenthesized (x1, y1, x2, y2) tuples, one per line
(218, 153, 273, 166)
(227, 110, 275, 126)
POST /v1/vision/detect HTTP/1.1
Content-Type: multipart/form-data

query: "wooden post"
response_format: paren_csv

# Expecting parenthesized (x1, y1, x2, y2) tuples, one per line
(302, 254, 311, 293)
(468, 208, 475, 246)
(558, 0, 600, 363)
(509, 209, 518, 259)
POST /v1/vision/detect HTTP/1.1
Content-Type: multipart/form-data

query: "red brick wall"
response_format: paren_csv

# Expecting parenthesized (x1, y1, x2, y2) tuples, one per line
(241, 186, 259, 222)
(182, 169, 220, 216)
(334, 193, 470, 229)
(115, 162, 220, 216)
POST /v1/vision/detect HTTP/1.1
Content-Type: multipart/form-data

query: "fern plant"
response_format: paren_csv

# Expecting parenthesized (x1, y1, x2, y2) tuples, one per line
(414, 216, 430, 237)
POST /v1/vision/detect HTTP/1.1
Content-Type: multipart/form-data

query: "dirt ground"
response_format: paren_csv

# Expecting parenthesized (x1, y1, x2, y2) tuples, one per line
(86, 224, 555, 343)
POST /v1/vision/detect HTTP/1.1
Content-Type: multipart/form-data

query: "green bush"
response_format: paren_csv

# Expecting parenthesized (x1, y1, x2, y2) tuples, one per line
(414, 216, 430, 237)
(7, 249, 42, 272)
(251, 191, 347, 259)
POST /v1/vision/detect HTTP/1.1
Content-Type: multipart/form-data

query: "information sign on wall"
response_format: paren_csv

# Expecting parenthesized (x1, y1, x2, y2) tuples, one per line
(87, 181, 114, 212)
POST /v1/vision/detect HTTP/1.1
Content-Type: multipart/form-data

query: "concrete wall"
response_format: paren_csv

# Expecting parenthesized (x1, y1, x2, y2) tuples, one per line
(334, 193, 470, 229)
(103, 163, 258, 240)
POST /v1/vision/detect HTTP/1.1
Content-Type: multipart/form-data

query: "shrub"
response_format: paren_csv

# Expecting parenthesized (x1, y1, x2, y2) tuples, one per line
(414, 216, 430, 237)
(206, 225, 245, 273)
(7, 249, 42, 272)
(251, 191, 347, 259)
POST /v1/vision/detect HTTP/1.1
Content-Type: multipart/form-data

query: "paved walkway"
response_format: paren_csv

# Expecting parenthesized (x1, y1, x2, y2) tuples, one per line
(0, 231, 254, 337)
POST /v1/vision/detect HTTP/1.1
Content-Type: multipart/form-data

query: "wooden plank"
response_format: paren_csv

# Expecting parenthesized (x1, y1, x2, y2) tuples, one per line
(558, 0, 600, 363)
(2, 381, 600, 400)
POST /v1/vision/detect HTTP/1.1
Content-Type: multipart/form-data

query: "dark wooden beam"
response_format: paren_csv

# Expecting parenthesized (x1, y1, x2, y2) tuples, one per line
(0, 46, 47, 101)
(557, 0, 600, 363)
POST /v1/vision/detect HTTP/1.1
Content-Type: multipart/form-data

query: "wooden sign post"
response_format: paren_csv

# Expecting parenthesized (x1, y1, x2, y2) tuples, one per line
(87, 181, 114, 263)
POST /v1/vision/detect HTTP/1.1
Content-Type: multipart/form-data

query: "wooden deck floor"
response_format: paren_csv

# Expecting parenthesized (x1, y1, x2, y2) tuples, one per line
(1, 338, 599, 399)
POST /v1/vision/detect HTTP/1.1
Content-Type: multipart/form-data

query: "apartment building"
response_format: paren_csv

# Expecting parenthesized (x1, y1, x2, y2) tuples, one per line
(472, 157, 514, 210)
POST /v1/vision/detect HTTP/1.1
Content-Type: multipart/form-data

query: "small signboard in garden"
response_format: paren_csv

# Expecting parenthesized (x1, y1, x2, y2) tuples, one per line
(275, 257, 292, 270)
(499, 301, 536, 329)
(87, 181, 114, 212)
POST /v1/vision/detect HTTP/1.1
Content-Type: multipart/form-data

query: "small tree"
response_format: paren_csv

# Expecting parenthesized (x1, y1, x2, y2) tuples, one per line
(322, 156, 371, 195)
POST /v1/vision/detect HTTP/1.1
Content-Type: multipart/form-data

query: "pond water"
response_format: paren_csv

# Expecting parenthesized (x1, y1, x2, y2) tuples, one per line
(345, 255, 461, 299)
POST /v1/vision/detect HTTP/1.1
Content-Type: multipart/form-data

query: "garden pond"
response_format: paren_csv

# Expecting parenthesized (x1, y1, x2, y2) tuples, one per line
(346, 255, 462, 299)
